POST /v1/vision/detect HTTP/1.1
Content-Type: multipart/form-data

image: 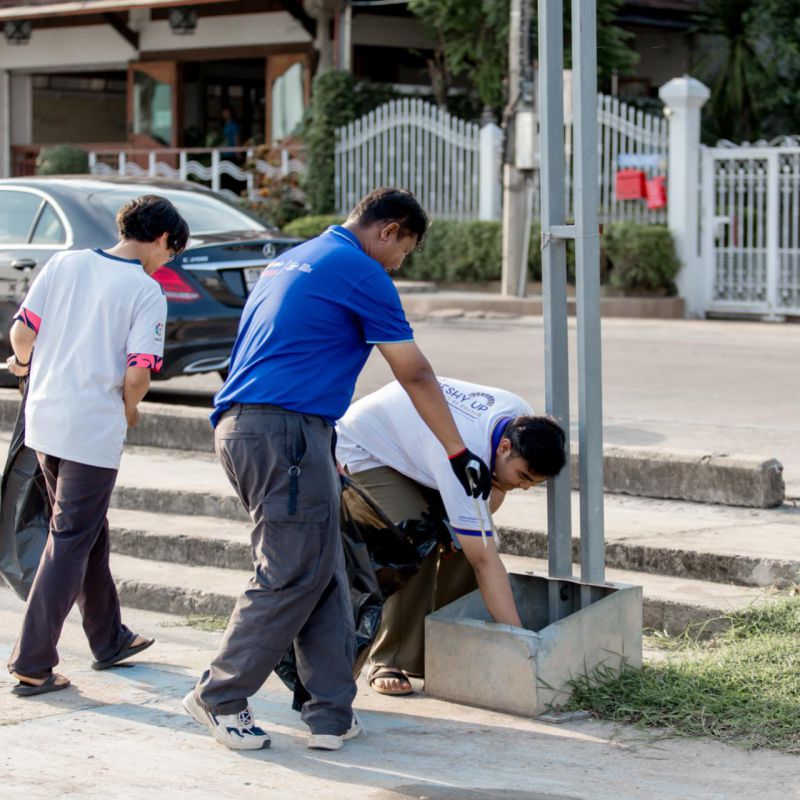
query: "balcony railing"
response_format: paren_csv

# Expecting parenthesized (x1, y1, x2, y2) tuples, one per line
(10, 143, 307, 205)
(88, 145, 307, 203)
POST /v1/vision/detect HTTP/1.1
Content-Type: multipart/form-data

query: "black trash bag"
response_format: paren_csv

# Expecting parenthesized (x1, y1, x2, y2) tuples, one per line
(274, 475, 449, 711)
(0, 380, 50, 600)
(368, 513, 453, 598)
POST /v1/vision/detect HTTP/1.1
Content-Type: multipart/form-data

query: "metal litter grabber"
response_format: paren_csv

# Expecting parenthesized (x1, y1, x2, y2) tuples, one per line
(466, 462, 497, 548)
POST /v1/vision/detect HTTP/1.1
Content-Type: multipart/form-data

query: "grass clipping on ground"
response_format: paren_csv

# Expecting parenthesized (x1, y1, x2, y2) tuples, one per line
(567, 596, 800, 753)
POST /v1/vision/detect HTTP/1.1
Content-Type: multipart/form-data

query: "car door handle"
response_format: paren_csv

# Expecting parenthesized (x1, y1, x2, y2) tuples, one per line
(11, 259, 36, 272)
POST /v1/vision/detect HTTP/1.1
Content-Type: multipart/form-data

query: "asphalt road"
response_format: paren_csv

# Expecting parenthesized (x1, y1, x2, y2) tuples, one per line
(147, 316, 800, 495)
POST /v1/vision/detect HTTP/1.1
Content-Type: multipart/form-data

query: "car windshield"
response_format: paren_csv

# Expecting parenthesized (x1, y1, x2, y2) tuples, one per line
(88, 187, 266, 235)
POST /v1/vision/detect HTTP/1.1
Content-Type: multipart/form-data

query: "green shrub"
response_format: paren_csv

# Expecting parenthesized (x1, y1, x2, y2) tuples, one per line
(235, 164, 308, 230)
(603, 222, 679, 293)
(35, 144, 89, 175)
(404, 220, 543, 283)
(304, 71, 358, 214)
(283, 214, 343, 239)
(280, 217, 674, 292)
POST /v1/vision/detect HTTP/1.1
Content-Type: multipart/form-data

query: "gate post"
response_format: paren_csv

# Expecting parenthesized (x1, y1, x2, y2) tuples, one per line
(659, 76, 710, 318)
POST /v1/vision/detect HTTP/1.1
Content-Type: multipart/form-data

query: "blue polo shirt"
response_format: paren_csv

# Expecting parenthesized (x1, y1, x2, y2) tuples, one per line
(211, 226, 414, 426)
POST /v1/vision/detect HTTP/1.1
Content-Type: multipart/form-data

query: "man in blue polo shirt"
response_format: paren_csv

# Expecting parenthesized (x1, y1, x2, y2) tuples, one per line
(183, 188, 493, 753)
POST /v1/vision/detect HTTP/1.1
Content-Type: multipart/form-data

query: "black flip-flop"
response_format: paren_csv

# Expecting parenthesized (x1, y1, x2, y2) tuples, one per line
(368, 667, 413, 696)
(12, 673, 71, 697)
(91, 634, 155, 671)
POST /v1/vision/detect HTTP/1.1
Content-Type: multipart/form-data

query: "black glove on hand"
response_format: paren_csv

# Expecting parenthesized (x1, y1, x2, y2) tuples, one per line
(448, 448, 492, 500)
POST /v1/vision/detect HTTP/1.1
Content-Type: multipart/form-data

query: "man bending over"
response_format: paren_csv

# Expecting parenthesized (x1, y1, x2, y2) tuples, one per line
(337, 377, 566, 696)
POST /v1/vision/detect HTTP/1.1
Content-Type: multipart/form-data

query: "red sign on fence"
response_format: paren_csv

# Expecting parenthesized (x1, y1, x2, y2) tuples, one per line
(615, 169, 647, 200)
(645, 176, 667, 209)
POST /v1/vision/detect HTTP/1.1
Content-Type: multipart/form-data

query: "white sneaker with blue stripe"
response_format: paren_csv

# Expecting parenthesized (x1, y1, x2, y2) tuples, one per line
(183, 689, 271, 750)
(307, 712, 364, 751)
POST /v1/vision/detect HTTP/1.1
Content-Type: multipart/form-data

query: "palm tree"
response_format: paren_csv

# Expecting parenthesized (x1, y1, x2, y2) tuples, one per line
(691, 0, 767, 143)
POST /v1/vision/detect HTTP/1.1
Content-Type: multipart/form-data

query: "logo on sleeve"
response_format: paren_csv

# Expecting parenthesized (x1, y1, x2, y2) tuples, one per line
(155, 322, 164, 341)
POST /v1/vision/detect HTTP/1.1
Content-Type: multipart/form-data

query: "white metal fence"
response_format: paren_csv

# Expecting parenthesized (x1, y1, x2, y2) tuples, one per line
(88, 146, 307, 204)
(579, 94, 668, 225)
(335, 95, 668, 224)
(335, 98, 483, 220)
(701, 140, 800, 318)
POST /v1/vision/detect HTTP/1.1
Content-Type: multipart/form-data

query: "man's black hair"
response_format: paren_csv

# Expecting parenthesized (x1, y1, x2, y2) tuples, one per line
(504, 415, 567, 477)
(117, 195, 190, 254)
(348, 187, 429, 246)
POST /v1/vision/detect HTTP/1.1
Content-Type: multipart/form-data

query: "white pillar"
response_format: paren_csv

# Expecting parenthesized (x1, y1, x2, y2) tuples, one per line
(479, 122, 502, 221)
(338, 0, 352, 72)
(0, 71, 10, 178)
(659, 76, 710, 318)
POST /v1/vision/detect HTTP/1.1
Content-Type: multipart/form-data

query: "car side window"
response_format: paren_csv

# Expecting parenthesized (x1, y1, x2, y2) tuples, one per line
(0, 191, 42, 244)
(30, 202, 67, 245)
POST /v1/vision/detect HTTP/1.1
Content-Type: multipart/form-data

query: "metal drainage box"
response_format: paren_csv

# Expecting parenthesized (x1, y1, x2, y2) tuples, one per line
(424, 571, 642, 717)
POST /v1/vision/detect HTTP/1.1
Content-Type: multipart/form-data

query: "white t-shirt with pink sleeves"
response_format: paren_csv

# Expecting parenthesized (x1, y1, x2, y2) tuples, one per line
(16, 248, 167, 469)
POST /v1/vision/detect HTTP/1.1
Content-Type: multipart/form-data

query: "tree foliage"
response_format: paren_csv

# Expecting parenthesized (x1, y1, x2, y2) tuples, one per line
(590, 0, 639, 88)
(692, 0, 800, 142)
(691, 0, 767, 142)
(408, 0, 510, 112)
(749, 0, 800, 137)
(408, 0, 638, 117)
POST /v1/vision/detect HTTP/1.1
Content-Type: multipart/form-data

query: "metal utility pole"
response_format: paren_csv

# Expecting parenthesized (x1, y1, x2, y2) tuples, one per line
(501, 0, 536, 297)
(538, 0, 605, 610)
(537, 0, 572, 621)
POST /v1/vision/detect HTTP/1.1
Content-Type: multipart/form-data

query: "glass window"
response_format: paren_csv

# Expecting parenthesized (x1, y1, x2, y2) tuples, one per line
(30, 202, 67, 245)
(133, 72, 172, 146)
(88, 188, 266, 235)
(271, 63, 304, 144)
(0, 191, 42, 244)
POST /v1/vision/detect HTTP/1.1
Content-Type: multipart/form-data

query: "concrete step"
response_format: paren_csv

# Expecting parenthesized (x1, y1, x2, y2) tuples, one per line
(108, 508, 252, 569)
(0, 392, 785, 507)
(107, 550, 776, 638)
(495, 490, 800, 589)
(3, 429, 796, 589)
(105, 467, 800, 590)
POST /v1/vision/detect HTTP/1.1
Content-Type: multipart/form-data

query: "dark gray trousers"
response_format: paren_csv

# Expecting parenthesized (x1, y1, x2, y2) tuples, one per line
(197, 405, 356, 735)
(8, 454, 131, 679)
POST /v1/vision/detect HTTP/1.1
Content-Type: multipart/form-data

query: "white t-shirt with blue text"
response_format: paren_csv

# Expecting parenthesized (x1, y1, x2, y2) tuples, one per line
(336, 377, 533, 536)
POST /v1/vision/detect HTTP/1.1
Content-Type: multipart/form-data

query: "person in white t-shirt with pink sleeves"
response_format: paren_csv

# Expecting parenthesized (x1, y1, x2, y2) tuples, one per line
(6, 195, 188, 697)
(336, 377, 567, 696)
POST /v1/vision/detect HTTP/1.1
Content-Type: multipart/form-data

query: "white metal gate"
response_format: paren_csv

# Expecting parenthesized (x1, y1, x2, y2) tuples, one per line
(334, 98, 481, 220)
(335, 95, 667, 224)
(702, 143, 800, 318)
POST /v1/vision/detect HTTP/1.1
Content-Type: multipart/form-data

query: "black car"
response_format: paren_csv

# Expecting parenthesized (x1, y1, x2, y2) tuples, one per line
(0, 176, 300, 381)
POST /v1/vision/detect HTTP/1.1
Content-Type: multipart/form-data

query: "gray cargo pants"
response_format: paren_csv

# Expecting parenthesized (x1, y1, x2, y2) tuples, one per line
(196, 404, 356, 735)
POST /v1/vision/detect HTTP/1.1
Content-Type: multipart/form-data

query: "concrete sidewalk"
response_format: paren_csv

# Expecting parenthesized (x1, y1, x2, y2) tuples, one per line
(0, 591, 796, 800)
